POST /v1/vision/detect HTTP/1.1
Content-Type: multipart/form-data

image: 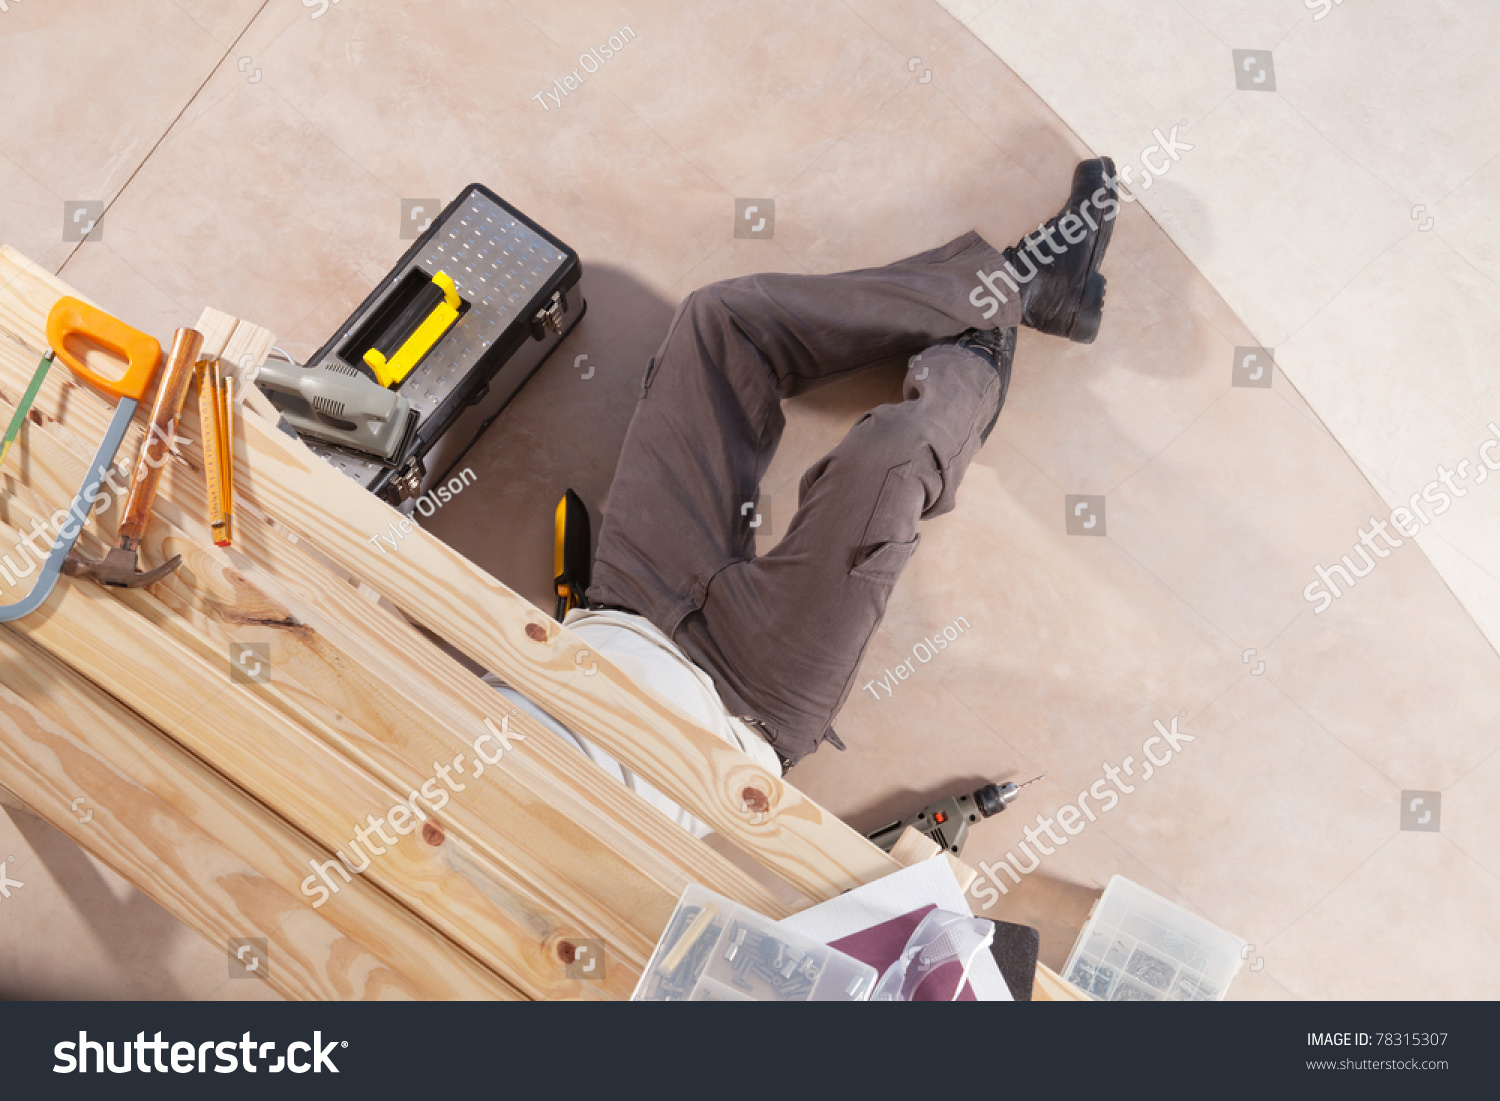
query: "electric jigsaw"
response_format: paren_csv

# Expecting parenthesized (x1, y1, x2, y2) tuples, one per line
(256, 358, 414, 463)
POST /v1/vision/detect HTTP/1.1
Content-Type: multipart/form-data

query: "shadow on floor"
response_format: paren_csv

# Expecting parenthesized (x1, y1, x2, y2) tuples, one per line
(2, 806, 193, 1001)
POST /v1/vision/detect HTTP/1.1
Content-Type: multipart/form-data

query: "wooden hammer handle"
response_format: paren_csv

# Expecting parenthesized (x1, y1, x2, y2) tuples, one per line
(117, 328, 203, 550)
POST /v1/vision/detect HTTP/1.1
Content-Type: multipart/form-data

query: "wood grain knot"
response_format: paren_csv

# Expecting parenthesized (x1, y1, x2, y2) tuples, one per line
(421, 820, 445, 846)
(741, 787, 770, 815)
(524, 622, 547, 642)
(557, 940, 578, 965)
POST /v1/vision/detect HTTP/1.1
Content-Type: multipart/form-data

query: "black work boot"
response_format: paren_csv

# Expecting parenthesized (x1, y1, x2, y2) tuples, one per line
(1005, 157, 1117, 344)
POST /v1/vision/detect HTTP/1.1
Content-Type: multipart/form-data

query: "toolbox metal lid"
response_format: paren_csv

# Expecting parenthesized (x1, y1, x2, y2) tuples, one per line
(294, 184, 581, 502)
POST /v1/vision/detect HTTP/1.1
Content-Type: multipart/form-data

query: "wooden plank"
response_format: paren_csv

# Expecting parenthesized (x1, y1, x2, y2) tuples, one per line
(232, 420, 904, 900)
(944, 854, 978, 893)
(0, 377, 787, 996)
(0, 338, 797, 1013)
(0, 352, 791, 947)
(199, 401, 899, 899)
(1032, 962, 1090, 1002)
(247, 422, 903, 898)
(889, 826, 940, 866)
(0, 268, 799, 928)
(0, 781, 37, 817)
(0, 503, 628, 1000)
(197, 306, 279, 421)
(0, 634, 504, 1000)
(0, 249, 898, 905)
(0, 633, 519, 1001)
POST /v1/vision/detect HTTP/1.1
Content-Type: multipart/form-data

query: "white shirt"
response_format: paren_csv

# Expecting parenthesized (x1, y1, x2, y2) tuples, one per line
(485, 608, 782, 838)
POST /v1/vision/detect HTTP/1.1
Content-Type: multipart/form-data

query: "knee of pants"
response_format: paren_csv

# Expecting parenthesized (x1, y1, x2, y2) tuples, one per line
(683, 283, 738, 329)
(851, 406, 951, 478)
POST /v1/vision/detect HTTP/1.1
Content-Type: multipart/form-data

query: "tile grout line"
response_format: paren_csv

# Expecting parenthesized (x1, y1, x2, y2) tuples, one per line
(1169, 0, 1234, 52)
(54, 0, 274, 280)
(1104, 531, 1267, 656)
(1102, 387, 1232, 499)
(1262, 676, 1406, 795)
(1257, 832, 1398, 959)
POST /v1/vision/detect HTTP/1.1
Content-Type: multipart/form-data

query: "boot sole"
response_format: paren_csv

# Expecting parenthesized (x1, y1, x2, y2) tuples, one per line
(1067, 157, 1116, 344)
(1070, 273, 1106, 344)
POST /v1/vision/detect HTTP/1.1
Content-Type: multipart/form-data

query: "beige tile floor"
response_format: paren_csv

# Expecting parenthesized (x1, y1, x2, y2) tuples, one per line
(947, 0, 1500, 664)
(2, 0, 1497, 1000)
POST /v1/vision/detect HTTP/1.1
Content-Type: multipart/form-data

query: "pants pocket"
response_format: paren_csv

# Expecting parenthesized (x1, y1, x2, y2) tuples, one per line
(851, 534, 921, 583)
(851, 461, 922, 582)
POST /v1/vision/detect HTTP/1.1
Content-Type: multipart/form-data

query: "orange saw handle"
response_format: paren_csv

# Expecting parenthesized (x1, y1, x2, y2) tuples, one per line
(46, 297, 163, 404)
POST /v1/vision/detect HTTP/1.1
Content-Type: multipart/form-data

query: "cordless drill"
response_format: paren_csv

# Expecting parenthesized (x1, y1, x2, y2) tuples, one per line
(866, 777, 1043, 858)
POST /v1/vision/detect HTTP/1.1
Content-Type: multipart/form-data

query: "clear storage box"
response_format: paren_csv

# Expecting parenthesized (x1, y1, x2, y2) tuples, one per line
(631, 884, 878, 1002)
(1063, 875, 1247, 1001)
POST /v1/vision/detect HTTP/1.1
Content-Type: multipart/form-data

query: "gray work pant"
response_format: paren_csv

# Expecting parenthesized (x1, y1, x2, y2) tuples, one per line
(588, 231, 1022, 766)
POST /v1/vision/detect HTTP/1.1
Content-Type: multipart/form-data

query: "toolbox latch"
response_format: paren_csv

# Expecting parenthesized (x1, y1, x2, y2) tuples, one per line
(391, 454, 427, 503)
(531, 290, 567, 340)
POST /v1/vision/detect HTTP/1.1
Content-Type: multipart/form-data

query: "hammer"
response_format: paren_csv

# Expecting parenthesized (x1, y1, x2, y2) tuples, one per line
(64, 327, 204, 588)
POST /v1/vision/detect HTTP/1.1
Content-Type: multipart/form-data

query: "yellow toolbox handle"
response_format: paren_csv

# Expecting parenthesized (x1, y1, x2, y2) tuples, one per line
(46, 297, 163, 403)
(364, 272, 462, 388)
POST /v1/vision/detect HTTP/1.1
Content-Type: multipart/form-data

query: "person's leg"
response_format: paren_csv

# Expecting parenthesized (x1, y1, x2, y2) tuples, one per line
(673, 331, 1014, 766)
(588, 230, 1020, 634)
(589, 159, 1117, 764)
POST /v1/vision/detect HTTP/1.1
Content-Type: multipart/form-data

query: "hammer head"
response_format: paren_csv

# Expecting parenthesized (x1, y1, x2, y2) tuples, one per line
(63, 545, 182, 589)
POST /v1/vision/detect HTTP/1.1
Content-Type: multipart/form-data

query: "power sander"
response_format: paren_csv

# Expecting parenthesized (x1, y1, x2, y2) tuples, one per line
(256, 358, 416, 464)
(866, 776, 1044, 857)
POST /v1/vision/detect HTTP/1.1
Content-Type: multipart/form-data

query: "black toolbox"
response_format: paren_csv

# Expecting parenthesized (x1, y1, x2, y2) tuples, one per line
(291, 183, 584, 506)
